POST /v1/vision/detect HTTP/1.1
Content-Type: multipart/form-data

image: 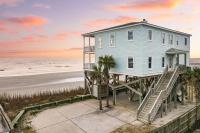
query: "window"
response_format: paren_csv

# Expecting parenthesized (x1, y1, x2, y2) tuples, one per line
(162, 33, 165, 44)
(169, 34, 173, 44)
(148, 30, 152, 41)
(98, 37, 102, 48)
(109, 33, 115, 47)
(185, 38, 188, 45)
(128, 57, 134, 68)
(176, 36, 179, 45)
(128, 30, 134, 40)
(162, 57, 165, 67)
(148, 57, 152, 69)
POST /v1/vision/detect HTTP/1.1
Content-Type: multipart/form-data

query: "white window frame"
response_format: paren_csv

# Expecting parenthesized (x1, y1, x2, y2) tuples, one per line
(128, 30, 134, 41)
(148, 30, 153, 41)
(169, 34, 173, 44)
(161, 32, 166, 44)
(176, 36, 179, 45)
(127, 56, 134, 69)
(109, 32, 115, 47)
(162, 57, 165, 67)
(184, 37, 188, 45)
(148, 57, 152, 69)
(98, 37, 102, 48)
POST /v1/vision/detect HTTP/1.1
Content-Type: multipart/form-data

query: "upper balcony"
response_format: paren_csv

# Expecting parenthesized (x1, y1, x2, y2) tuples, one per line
(84, 63, 95, 70)
(84, 46, 95, 53)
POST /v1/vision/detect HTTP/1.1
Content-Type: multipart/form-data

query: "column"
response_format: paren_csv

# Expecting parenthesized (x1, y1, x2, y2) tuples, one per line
(184, 53, 187, 66)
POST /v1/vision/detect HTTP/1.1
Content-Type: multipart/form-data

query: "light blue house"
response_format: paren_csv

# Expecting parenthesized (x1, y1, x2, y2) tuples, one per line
(83, 19, 192, 123)
(83, 19, 191, 77)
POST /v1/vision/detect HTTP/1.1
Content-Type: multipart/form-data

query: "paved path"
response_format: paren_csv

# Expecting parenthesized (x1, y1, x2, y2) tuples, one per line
(31, 93, 139, 133)
(30, 92, 196, 133)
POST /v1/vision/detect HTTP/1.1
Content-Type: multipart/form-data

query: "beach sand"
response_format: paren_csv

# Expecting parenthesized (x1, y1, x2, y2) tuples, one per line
(0, 71, 84, 96)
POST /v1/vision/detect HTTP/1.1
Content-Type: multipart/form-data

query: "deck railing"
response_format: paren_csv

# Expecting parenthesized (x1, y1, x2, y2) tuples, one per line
(84, 46, 95, 53)
(84, 63, 95, 70)
(137, 66, 168, 120)
(148, 65, 184, 122)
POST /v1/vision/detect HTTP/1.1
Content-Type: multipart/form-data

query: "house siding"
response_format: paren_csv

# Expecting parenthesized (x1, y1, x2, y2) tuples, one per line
(94, 24, 190, 77)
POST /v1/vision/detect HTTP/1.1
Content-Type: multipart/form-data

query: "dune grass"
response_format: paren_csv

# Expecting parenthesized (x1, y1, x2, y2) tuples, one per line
(0, 87, 86, 120)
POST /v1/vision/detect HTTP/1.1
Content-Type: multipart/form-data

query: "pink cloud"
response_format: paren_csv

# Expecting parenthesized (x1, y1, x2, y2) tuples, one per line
(106, 0, 182, 11)
(86, 16, 139, 29)
(5, 16, 48, 27)
(32, 3, 51, 9)
(0, 0, 23, 6)
(54, 31, 81, 40)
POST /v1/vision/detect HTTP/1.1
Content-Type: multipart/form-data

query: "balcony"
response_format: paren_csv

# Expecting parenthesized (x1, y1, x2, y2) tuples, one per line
(84, 63, 95, 70)
(84, 46, 95, 53)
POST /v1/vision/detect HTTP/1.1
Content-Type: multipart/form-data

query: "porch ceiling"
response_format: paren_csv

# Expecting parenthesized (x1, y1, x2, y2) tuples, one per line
(166, 48, 188, 55)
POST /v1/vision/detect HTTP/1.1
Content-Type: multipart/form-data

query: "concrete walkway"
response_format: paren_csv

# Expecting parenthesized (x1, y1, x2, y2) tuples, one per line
(31, 93, 139, 133)
(30, 92, 196, 133)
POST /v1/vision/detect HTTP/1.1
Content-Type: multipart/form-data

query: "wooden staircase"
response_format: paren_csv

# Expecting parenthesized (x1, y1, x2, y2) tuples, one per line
(137, 65, 185, 123)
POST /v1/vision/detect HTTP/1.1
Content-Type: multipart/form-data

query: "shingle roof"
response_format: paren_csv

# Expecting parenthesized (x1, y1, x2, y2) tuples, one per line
(82, 20, 191, 37)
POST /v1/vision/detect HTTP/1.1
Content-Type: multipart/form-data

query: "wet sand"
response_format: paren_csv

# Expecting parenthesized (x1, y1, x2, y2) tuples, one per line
(0, 71, 84, 96)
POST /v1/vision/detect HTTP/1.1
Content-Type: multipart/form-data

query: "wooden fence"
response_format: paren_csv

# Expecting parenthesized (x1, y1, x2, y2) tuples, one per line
(0, 105, 13, 132)
(150, 104, 200, 133)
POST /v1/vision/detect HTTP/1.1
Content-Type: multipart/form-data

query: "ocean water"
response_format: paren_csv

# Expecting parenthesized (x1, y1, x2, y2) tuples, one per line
(0, 57, 83, 77)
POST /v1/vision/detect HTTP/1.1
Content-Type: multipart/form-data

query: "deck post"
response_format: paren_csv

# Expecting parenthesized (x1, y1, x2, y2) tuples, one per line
(161, 103, 163, 118)
(169, 94, 172, 112)
(165, 100, 167, 115)
(174, 91, 177, 109)
(113, 89, 116, 105)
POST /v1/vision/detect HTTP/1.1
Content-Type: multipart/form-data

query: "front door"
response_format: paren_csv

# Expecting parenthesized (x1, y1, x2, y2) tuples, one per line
(169, 56, 173, 69)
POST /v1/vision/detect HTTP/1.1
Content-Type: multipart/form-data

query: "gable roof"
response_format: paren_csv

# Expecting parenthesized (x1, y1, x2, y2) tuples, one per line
(166, 48, 189, 54)
(83, 20, 191, 37)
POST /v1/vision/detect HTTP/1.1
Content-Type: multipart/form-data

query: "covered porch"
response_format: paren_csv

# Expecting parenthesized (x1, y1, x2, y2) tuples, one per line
(166, 48, 188, 70)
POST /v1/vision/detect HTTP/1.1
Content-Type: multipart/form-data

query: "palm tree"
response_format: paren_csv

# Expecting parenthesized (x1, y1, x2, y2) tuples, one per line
(89, 64, 103, 110)
(183, 68, 200, 102)
(98, 55, 116, 107)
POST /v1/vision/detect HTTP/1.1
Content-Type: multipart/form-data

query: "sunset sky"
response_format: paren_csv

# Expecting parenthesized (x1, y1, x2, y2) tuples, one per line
(0, 0, 200, 59)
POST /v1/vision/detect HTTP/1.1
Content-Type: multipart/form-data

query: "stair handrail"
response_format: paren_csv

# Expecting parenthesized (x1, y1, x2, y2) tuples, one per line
(137, 80, 155, 118)
(154, 66, 168, 92)
(137, 66, 168, 120)
(148, 65, 180, 122)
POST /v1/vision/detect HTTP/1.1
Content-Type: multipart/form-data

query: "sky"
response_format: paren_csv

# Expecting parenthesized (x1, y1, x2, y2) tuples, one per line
(0, 0, 200, 59)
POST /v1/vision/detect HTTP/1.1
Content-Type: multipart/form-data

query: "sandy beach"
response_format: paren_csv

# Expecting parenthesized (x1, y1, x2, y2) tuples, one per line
(0, 71, 84, 96)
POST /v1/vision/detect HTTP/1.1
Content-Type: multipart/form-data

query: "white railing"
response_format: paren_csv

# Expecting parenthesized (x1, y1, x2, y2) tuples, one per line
(84, 46, 95, 52)
(137, 66, 168, 119)
(148, 65, 180, 122)
(137, 80, 155, 118)
(84, 63, 95, 70)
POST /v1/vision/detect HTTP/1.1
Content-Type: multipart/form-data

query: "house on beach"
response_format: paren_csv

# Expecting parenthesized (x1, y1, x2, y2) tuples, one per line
(82, 19, 192, 123)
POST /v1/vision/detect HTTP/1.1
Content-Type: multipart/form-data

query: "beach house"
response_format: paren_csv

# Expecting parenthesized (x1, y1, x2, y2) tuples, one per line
(82, 19, 192, 123)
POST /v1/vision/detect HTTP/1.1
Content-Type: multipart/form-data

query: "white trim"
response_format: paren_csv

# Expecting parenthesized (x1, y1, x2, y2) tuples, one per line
(127, 30, 134, 41)
(127, 56, 134, 69)
(148, 29, 153, 41)
(161, 32, 166, 44)
(98, 37, 102, 49)
(148, 57, 152, 69)
(176, 35, 179, 45)
(109, 32, 116, 47)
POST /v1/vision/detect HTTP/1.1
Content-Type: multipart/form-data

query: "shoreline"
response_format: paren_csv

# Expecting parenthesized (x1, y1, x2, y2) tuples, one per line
(0, 71, 84, 96)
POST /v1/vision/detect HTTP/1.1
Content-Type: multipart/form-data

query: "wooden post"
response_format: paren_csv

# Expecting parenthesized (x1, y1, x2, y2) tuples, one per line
(161, 103, 163, 118)
(113, 89, 116, 105)
(169, 94, 172, 112)
(165, 100, 167, 115)
(174, 92, 177, 109)
(181, 84, 184, 105)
